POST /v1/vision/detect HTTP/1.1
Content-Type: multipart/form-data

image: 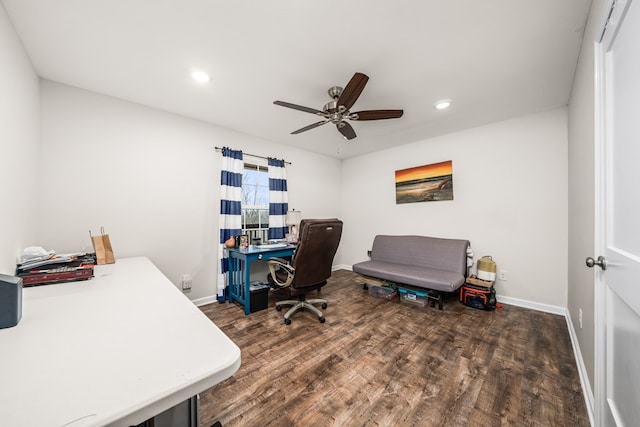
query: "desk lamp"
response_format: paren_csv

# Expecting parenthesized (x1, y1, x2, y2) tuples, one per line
(285, 209, 302, 243)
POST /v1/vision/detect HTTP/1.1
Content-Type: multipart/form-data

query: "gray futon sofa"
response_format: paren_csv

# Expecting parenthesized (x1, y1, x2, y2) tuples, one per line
(352, 235, 470, 309)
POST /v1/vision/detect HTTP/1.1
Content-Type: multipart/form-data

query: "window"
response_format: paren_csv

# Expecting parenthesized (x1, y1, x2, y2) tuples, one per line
(242, 163, 269, 243)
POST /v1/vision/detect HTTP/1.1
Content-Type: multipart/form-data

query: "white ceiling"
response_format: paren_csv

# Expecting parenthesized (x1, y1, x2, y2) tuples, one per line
(2, 0, 592, 159)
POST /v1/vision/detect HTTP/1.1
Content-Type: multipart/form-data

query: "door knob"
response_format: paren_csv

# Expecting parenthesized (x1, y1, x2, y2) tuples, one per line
(586, 255, 607, 270)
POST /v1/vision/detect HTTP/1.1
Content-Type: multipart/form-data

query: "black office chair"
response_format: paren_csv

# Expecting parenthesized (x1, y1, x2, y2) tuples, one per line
(267, 218, 343, 324)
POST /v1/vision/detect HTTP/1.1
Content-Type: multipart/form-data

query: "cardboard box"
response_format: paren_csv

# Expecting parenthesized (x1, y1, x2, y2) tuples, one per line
(465, 275, 494, 288)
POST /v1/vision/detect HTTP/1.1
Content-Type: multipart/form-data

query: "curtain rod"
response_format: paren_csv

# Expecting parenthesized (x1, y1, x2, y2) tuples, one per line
(214, 146, 292, 165)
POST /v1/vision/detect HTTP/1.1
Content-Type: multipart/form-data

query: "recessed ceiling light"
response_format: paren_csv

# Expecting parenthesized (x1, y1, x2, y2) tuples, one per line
(191, 70, 211, 83)
(434, 99, 452, 110)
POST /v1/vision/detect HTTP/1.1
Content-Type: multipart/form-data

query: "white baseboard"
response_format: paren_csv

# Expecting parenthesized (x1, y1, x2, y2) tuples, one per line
(495, 295, 565, 316)
(564, 308, 595, 426)
(192, 295, 220, 307)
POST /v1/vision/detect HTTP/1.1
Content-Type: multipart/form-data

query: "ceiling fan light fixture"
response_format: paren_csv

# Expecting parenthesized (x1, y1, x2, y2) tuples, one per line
(434, 99, 452, 110)
(191, 70, 211, 83)
(273, 72, 404, 140)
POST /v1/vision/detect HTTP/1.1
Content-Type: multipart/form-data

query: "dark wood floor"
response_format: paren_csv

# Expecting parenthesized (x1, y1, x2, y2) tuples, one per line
(198, 270, 589, 427)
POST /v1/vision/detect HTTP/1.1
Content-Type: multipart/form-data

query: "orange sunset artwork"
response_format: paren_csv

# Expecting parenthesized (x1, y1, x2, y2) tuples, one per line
(395, 160, 453, 204)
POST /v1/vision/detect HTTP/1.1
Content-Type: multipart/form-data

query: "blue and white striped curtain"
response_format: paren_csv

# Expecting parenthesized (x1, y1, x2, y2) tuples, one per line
(217, 147, 243, 301)
(268, 157, 288, 240)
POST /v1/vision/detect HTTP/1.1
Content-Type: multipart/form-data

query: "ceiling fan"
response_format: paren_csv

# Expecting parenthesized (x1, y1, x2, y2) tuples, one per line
(273, 72, 404, 141)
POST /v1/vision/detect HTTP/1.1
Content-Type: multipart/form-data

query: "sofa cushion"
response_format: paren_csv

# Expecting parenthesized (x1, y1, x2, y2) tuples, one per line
(370, 235, 469, 275)
(352, 260, 465, 293)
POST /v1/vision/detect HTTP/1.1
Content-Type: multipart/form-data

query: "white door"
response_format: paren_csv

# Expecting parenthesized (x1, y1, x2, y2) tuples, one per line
(595, 0, 640, 425)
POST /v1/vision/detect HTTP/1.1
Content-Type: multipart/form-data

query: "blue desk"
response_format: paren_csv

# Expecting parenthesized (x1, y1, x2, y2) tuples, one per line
(228, 245, 296, 315)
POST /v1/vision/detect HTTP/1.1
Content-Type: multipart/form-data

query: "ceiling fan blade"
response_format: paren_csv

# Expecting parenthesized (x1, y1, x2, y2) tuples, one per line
(337, 122, 357, 140)
(351, 109, 404, 121)
(337, 72, 369, 111)
(291, 120, 329, 134)
(274, 100, 325, 115)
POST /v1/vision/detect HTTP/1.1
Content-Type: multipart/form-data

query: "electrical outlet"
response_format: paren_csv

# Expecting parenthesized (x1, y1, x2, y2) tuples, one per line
(498, 270, 508, 281)
(181, 274, 192, 291)
(579, 308, 583, 329)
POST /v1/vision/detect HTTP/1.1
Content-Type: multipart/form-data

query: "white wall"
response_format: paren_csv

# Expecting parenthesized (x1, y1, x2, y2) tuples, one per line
(36, 81, 571, 308)
(0, 0, 577, 314)
(341, 108, 569, 308)
(0, 4, 40, 274)
(38, 81, 342, 301)
(567, 0, 609, 399)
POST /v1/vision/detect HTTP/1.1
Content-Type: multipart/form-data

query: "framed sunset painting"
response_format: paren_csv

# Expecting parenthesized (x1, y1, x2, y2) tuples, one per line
(395, 160, 454, 204)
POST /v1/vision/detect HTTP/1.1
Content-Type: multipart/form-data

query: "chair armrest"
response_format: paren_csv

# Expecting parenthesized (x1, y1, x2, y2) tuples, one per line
(267, 257, 292, 269)
(267, 258, 295, 287)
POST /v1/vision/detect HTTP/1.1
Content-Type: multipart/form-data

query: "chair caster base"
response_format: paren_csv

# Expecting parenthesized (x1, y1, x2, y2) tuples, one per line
(277, 298, 328, 325)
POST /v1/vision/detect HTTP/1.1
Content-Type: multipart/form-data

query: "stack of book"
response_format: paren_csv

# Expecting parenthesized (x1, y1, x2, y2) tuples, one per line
(16, 248, 95, 287)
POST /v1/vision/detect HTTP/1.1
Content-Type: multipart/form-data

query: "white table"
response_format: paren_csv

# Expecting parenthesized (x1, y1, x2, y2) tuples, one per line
(0, 257, 241, 426)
